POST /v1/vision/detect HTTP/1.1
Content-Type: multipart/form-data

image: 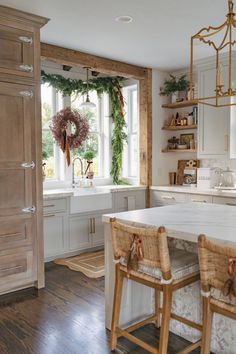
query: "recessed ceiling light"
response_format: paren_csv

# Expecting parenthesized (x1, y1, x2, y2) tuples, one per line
(115, 15, 133, 23)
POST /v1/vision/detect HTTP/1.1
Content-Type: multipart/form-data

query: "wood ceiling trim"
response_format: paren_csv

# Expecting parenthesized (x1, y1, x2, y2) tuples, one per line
(41, 43, 147, 80)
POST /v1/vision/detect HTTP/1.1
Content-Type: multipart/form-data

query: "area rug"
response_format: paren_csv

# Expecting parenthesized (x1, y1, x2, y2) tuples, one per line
(54, 250, 105, 278)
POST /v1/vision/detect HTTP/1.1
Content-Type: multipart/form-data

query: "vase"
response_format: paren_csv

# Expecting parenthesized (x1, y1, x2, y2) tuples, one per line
(171, 92, 178, 103)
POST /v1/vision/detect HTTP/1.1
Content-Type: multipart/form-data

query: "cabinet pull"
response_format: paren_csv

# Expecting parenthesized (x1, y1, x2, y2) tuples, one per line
(22, 206, 36, 214)
(21, 161, 35, 169)
(224, 134, 229, 152)
(93, 218, 96, 234)
(226, 203, 236, 206)
(89, 218, 92, 234)
(19, 36, 33, 44)
(44, 214, 55, 218)
(19, 90, 34, 98)
(19, 64, 33, 73)
(44, 204, 55, 208)
(191, 199, 207, 203)
(162, 196, 175, 200)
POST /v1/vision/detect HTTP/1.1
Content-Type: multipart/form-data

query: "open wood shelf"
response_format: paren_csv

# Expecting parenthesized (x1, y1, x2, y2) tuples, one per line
(162, 124, 198, 131)
(162, 100, 198, 109)
(162, 149, 197, 153)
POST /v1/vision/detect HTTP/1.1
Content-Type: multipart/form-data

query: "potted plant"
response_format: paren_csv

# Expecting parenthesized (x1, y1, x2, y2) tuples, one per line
(160, 75, 190, 103)
(82, 150, 97, 179)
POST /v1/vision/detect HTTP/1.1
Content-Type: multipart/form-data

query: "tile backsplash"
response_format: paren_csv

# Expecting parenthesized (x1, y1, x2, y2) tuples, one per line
(201, 159, 236, 171)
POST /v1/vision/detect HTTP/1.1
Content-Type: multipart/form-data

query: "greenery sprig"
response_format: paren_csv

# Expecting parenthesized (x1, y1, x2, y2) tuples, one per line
(41, 70, 127, 184)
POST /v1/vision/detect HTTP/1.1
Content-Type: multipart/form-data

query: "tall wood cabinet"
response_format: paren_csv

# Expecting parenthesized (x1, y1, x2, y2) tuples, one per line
(0, 6, 48, 295)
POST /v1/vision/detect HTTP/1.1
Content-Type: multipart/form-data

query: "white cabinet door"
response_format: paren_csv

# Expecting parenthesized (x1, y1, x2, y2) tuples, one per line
(69, 216, 91, 251)
(91, 215, 104, 247)
(44, 214, 66, 259)
(114, 190, 145, 212)
(198, 66, 229, 159)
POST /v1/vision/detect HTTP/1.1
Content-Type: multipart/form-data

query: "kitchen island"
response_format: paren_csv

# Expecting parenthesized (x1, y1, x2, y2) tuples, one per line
(103, 203, 236, 354)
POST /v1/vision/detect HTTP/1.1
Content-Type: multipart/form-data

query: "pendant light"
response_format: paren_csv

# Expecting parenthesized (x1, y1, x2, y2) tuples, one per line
(190, 0, 236, 107)
(80, 67, 96, 108)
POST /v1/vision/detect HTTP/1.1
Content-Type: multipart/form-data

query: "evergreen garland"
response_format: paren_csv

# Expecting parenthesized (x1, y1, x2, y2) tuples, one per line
(41, 70, 127, 184)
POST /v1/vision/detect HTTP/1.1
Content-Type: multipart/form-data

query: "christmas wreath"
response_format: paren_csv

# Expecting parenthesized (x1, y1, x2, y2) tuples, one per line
(50, 107, 89, 166)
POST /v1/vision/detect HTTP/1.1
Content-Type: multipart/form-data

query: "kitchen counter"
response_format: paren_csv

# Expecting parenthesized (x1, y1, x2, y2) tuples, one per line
(43, 185, 146, 200)
(103, 203, 236, 354)
(151, 185, 236, 198)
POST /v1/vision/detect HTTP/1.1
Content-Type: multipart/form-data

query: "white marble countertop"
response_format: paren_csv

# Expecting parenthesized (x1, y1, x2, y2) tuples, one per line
(43, 185, 146, 200)
(151, 185, 236, 198)
(103, 203, 236, 247)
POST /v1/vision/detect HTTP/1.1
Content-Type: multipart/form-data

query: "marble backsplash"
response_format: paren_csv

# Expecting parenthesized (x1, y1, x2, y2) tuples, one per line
(200, 158, 236, 171)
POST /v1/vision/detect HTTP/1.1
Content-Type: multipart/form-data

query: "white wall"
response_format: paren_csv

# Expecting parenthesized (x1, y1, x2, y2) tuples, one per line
(152, 69, 198, 186)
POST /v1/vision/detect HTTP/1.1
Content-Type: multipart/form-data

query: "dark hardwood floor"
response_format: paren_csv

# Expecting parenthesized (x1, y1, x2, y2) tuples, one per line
(0, 263, 200, 354)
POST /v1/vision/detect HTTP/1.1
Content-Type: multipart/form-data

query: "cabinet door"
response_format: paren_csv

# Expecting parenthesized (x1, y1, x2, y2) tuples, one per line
(198, 66, 229, 158)
(0, 82, 35, 218)
(44, 214, 66, 259)
(91, 216, 104, 247)
(0, 24, 34, 78)
(69, 216, 91, 251)
(0, 80, 36, 260)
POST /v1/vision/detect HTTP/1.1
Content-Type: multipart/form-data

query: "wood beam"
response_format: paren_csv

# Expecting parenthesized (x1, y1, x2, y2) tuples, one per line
(139, 68, 152, 201)
(41, 43, 147, 80)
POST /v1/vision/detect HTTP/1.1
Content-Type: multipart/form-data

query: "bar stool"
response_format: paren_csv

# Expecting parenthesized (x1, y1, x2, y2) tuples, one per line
(110, 218, 202, 354)
(198, 234, 236, 354)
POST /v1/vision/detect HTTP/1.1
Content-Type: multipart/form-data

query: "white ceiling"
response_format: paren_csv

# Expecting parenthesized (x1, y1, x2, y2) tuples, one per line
(0, 0, 227, 71)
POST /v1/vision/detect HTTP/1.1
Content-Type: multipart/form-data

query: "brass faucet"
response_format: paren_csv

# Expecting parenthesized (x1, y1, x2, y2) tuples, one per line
(72, 157, 84, 188)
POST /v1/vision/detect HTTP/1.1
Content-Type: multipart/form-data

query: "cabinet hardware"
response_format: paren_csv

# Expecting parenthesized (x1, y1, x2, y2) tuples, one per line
(18, 36, 33, 44)
(93, 218, 96, 234)
(43, 204, 55, 208)
(89, 218, 93, 234)
(224, 134, 229, 152)
(162, 196, 175, 200)
(226, 203, 236, 206)
(44, 214, 56, 218)
(19, 64, 33, 73)
(22, 206, 36, 214)
(19, 90, 34, 98)
(21, 161, 35, 169)
(191, 199, 207, 203)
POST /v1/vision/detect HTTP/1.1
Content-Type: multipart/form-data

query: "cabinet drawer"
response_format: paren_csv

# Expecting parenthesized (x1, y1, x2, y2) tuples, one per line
(43, 198, 67, 214)
(213, 196, 236, 206)
(0, 24, 34, 78)
(114, 191, 145, 212)
(0, 218, 33, 250)
(0, 250, 35, 291)
(152, 191, 186, 206)
(187, 194, 213, 204)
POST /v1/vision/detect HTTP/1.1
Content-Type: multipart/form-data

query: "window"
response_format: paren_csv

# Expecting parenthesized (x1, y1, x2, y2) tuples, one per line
(41, 84, 109, 184)
(123, 84, 139, 179)
(41, 83, 64, 180)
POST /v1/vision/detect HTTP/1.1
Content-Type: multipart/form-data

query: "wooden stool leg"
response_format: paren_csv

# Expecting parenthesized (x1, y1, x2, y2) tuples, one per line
(155, 289, 161, 328)
(201, 297, 213, 354)
(110, 264, 124, 351)
(159, 285, 172, 354)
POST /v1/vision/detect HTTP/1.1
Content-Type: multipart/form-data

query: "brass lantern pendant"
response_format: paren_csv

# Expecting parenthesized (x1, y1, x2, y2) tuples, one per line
(190, 0, 236, 107)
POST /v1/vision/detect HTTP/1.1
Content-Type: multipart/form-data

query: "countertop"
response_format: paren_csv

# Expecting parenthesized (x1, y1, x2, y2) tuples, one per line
(43, 185, 146, 200)
(151, 185, 236, 198)
(103, 203, 236, 247)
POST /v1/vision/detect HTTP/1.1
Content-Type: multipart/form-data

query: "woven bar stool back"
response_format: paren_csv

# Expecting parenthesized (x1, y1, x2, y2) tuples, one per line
(198, 235, 236, 354)
(111, 219, 171, 279)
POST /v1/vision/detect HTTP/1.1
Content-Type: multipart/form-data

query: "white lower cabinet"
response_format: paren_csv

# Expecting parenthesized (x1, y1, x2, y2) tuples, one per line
(43, 213, 67, 259)
(69, 213, 105, 252)
(69, 215, 91, 251)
